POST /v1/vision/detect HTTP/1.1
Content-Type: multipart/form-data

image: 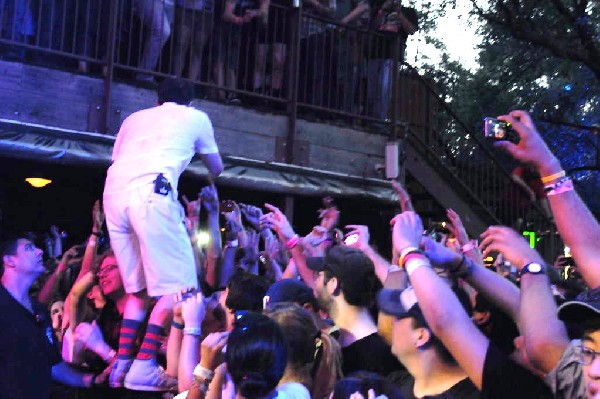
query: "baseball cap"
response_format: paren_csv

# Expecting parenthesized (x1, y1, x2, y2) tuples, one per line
(377, 287, 420, 319)
(263, 279, 316, 309)
(306, 246, 381, 307)
(558, 287, 600, 324)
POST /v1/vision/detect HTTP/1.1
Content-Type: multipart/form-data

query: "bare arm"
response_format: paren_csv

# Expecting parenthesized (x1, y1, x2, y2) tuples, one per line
(497, 110, 600, 289)
(345, 225, 390, 284)
(480, 226, 570, 373)
(200, 153, 224, 181)
(392, 212, 490, 389)
(179, 292, 207, 392)
(341, 1, 369, 24)
(260, 204, 314, 289)
(201, 185, 223, 289)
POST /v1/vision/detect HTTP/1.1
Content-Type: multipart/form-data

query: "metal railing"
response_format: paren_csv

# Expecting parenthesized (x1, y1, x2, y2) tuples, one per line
(0, 0, 556, 250)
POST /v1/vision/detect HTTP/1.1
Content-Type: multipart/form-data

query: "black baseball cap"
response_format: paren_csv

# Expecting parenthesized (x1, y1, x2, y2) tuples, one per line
(558, 287, 600, 324)
(263, 279, 316, 309)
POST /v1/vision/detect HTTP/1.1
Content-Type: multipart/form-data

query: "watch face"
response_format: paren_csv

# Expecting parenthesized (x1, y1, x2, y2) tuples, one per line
(527, 263, 543, 273)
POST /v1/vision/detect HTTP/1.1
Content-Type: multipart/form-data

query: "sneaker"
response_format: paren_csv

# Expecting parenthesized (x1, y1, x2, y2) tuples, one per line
(109, 357, 133, 388)
(124, 358, 178, 392)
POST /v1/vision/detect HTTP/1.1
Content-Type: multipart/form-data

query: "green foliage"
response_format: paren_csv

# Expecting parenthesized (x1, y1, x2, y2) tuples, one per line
(410, 0, 600, 210)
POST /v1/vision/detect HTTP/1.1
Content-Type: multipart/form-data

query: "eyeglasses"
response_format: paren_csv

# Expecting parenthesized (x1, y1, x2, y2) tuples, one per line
(97, 263, 119, 278)
(575, 343, 600, 365)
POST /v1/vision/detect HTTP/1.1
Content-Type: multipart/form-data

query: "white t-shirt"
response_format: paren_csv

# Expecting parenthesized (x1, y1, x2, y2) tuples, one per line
(105, 102, 218, 194)
(276, 382, 311, 399)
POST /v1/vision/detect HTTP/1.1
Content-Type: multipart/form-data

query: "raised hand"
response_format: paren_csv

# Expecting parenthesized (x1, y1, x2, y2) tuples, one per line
(391, 180, 414, 212)
(200, 184, 219, 214)
(181, 291, 206, 330)
(74, 320, 109, 355)
(446, 208, 470, 246)
(390, 211, 423, 253)
(182, 194, 201, 219)
(421, 236, 462, 269)
(260, 203, 296, 240)
(344, 225, 370, 251)
(496, 110, 560, 175)
(92, 200, 104, 232)
(199, 332, 229, 370)
(479, 226, 544, 270)
(239, 203, 263, 231)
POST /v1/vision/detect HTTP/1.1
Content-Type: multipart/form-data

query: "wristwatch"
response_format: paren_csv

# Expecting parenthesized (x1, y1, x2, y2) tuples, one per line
(518, 262, 545, 278)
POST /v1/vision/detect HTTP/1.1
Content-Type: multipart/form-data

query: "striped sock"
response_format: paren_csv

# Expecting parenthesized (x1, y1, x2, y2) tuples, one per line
(117, 319, 141, 360)
(136, 323, 165, 361)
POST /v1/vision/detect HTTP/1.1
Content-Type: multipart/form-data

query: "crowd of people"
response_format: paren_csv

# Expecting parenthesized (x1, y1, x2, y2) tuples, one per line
(0, 0, 417, 117)
(1, 77, 600, 399)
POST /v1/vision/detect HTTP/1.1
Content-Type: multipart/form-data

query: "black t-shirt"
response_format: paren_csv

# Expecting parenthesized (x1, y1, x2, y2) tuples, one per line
(342, 332, 404, 376)
(391, 371, 481, 399)
(482, 343, 553, 399)
(0, 284, 61, 399)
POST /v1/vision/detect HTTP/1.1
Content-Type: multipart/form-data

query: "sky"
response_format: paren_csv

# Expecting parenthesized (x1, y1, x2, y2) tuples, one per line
(405, 1, 482, 71)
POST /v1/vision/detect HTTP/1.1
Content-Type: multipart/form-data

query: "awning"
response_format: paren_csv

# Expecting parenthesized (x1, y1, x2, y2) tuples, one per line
(0, 118, 396, 202)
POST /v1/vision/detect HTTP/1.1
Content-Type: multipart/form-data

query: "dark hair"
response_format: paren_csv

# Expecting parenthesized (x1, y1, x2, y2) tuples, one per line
(0, 234, 28, 277)
(157, 78, 194, 105)
(226, 271, 270, 312)
(226, 312, 287, 399)
(332, 372, 403, 399)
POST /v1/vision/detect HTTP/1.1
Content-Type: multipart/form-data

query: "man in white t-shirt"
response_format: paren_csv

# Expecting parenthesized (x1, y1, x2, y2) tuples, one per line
(104, 78, 223, 391)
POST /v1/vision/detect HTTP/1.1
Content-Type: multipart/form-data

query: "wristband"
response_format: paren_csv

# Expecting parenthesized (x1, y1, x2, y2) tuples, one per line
(184, 327, 202, 336)
(461, 240, 477, 253)
(402, 252, 427, 266)
(193, 364, 215, 382)
(540, 170, 565, 184)
(405, 257, 430, 276)
(286, 234, 300, 249)
(398, 246, 421, 267)
(171, 320, 184, 330)
(546, 178, 574, 196)
(56, 263, 67, 273)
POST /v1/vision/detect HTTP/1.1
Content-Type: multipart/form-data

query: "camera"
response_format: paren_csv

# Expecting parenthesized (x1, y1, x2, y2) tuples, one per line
(484, 118, 515, 142)
(220, 199, 236, 214)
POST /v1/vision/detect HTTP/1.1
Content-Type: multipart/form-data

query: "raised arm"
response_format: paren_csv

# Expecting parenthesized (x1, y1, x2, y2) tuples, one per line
(480, 226, 570, 373)
(497, 110, 600, 289)
(345, 224, 390, 283)
(422, 236, 521, 325)
(392, 211, 490, 389)
(201, 185, 223, 288)
(260, 203, 314, 289)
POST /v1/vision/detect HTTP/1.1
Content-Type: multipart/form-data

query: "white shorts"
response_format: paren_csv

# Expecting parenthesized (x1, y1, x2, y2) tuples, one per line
(103, 183, 197, 297)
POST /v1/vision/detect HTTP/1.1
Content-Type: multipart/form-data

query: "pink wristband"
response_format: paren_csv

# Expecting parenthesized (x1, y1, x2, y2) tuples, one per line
(402, 253, 426, 268)
(286, 234, 300, 249)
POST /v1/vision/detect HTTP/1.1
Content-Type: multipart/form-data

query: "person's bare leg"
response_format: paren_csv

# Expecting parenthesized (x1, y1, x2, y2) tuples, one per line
(271, 43, 286, 93)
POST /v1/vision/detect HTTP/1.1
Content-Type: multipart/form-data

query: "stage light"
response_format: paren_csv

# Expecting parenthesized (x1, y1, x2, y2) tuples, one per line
(196, 231, 210, 247)
(25, 177, 52, 188)
(563, 84, 572, 91)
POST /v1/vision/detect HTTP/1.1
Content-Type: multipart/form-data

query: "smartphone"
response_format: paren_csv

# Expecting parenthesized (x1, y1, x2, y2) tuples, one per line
(344, 234, 359, 246)
(220, 200, 236, 214)
(484, 117, 514, 141)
